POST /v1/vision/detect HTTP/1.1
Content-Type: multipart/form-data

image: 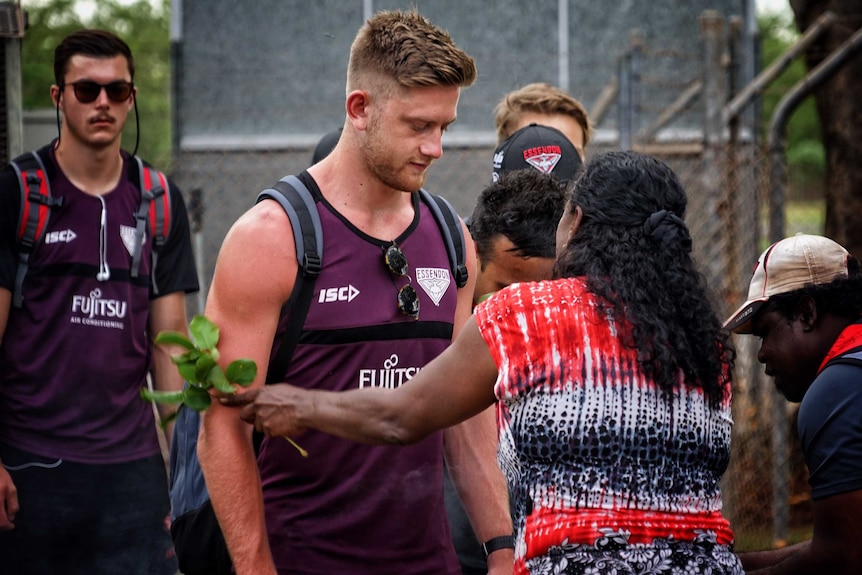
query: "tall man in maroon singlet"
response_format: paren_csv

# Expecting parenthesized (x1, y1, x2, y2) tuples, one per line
(199, 10, 514, 575)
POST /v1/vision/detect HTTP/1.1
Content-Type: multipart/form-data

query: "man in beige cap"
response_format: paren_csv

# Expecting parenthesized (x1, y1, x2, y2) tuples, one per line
(724, 233, 862, 574)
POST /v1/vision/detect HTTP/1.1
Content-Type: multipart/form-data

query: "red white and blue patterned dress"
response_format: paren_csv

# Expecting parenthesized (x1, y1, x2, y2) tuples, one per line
(474, 279, 743, 575)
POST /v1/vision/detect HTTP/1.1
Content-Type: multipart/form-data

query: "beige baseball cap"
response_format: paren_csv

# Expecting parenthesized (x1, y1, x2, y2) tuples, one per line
(724, 233, 851, 334)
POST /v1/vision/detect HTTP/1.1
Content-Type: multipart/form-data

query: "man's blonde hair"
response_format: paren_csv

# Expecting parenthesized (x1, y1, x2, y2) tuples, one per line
(347, 10, 476, 95)
(494, 83, 591, 145)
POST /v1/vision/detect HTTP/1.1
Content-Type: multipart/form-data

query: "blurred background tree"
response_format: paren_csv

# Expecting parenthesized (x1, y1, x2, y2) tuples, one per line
(21, 0, 172, 168)
(788, 0, 862, 258)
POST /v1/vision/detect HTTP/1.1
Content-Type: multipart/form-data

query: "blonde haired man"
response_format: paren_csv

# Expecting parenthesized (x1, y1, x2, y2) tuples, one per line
(494, 82, 591, 159)
(199, 10, 513, 575)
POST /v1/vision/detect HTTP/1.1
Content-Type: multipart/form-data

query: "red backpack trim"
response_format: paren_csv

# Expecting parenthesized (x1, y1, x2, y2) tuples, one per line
(17, 170, 51, 241)
(11, 148, 172, 307)
(142, 162, 171, 242)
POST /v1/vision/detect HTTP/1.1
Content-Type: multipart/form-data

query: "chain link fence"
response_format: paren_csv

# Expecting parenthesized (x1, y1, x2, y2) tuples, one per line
(653, 142, 822, 551)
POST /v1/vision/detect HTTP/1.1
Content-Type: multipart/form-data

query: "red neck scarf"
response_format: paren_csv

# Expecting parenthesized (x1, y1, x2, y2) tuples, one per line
(818, 320, 862, 374)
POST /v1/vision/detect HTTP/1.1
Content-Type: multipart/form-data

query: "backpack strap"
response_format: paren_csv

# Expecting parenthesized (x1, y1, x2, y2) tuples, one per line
(419, 189, 469, 288)
(130, 156, 171, 288)
(255, 175, 323, 383)
(11, 149, 63, 308)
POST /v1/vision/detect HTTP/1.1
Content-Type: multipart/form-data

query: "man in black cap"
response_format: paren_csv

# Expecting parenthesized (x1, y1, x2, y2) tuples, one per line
(724, 233, 862, 574)
(478, 124, 581, 298)
(491, 123, 583, 184)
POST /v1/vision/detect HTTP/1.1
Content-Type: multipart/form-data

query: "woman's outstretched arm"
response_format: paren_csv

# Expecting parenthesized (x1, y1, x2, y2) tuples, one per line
(221, 315, 499, 445)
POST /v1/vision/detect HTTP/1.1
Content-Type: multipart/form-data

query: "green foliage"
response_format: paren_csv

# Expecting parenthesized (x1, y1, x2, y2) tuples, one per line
(787, 140, 825, 174)
(143, 315, 309, 457)
(142, 315, 257, 413)
(758, 12, 825, 188)
(21, 0, 172, 168)
(226, 360, 257, 385)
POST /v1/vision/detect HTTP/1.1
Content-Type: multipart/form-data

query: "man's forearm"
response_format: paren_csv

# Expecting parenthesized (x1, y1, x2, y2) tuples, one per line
(199, 409, 276, 575)
(445, 406, 513, 573)
(150, 358, 182, 444)
(149, 292, 191, 444)
(740, 541, 806, 572)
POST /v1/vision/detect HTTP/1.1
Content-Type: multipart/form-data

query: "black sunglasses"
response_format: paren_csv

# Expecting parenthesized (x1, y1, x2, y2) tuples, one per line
(65, 80, 133, 104)
(383, 243, 420, 320)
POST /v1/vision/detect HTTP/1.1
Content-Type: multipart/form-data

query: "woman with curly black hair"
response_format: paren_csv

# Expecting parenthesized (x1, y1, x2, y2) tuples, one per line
(554, 150, 732, 402)
(223, 150, 744, 575)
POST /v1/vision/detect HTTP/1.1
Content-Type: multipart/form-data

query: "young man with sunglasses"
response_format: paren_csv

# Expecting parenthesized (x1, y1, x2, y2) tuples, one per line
(199, 10, 513, 575)
(0, 29, 198, 574)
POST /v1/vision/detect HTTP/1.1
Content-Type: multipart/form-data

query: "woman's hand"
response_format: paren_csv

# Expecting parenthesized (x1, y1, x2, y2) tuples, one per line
(220, 384, 310, 439)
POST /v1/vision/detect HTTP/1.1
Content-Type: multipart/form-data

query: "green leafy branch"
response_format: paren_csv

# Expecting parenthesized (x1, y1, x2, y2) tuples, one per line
(141, 314, 307, 457)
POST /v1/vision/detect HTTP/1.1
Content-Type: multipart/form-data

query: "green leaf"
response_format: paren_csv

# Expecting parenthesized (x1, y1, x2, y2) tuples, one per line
(140, 388, 185, 405)
(178, 362, 199, 383)
(194, 353, 217, 382)
(159, 409, 179, 429)
(183, 385, 213, 412)
(189, 315, 219, 350)
(171, 349, 201, 366)
(226, 359, 257, 386)
(154, 331, 196, 350)
(141, 315, 262, 412)
(206, 365, 235, 394)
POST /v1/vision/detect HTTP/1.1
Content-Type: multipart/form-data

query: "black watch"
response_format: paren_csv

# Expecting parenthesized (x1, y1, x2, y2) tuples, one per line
(481, 535, 515, 559)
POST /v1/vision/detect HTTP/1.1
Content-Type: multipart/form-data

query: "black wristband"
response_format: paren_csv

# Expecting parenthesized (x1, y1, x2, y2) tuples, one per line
(481, 534, 514, 559)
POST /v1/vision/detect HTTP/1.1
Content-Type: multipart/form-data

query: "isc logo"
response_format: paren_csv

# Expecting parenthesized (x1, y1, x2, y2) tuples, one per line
(44, 229, 78, 244)
(318, 284, 360, 303)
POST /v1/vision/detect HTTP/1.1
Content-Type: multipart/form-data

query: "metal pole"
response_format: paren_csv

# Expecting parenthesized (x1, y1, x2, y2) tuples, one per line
(558, 0, 569, 92)
(590, 75, 618, 127)
(630, 30, 643, 147)
(701, 11, 725, 148)
(740, 0, 759, 138)
(639, 80, 701, 143)
(170, 0, 183, 161)
(724, 11, 835, 125)
(188, 188, 206, 315)
(5, 36, 23, 162)
(618, 51, 632, 150)
(699, 11, 727, 288)
(724, 16, 742, 306)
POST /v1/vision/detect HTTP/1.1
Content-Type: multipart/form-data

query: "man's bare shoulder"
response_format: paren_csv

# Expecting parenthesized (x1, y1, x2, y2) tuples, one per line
(225, 200, 297, 253)
(232, 199, 293, 235)
(212, 200, 299, 303)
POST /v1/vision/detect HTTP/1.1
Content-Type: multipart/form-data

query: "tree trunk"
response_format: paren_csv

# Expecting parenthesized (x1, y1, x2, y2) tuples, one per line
(790, 0, 862, 259)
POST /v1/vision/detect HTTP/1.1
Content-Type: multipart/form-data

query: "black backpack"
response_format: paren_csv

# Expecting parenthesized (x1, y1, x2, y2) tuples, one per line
(169, 175, 468, 575)
(9, 144, 172, 308)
